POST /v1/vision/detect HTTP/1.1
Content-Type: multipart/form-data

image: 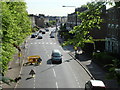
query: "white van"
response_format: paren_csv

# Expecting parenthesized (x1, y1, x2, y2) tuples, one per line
(51, 49, 62, 64)
(85, 80, 106, 90)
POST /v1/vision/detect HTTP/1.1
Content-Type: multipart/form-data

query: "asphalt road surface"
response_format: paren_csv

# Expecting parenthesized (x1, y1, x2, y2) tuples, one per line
(16, 27, 91, 88)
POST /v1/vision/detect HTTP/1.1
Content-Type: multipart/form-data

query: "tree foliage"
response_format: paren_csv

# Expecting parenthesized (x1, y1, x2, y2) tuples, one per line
(63, 2, 106, 48)
(1, 1, 31, 74)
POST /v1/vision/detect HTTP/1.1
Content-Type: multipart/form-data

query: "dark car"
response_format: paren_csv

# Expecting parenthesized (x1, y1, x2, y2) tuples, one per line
(37, 33, 43, 39)
(31, 33, 36, 38)
(85, 80, 106, 90)
(42, 31, 45, 34)
(45, 28, 49, 32)
(39, 29, 42, 33)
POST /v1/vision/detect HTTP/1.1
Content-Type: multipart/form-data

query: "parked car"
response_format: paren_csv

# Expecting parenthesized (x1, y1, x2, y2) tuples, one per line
(34, 32, 39, 37)
(50, 32, 55, 38)
(45, 28, 49, 32)
(31, 33, 36, 38)
(85, 80, 106, 90)
(37, 33, 43, 39)
(42, 31, 45, 34)
(39, 29, 42, 33)
(51, 49, 62, 64)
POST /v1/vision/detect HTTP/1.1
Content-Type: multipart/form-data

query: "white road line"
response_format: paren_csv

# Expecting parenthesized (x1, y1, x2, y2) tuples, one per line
(46, 42, 48, 44)
(34, 42, 37, 44)
(31, 43, 33, 44)
(39, 42, 41, 44)
(48, 55, 50, 57)
(69, 64, 81, 88)
(50, 43, 52, 44)
(53, 69, 56, 77)
(54, 43, 56, 44)
(56, 82, 58, 89)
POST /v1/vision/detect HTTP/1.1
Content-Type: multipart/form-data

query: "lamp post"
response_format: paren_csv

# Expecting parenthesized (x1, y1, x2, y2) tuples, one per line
(62, 5, 77, 26)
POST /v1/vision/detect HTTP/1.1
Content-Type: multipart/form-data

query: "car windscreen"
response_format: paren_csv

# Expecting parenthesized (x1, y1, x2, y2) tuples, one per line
(92, 87, 105, 90)
(52, 53, 61, 57)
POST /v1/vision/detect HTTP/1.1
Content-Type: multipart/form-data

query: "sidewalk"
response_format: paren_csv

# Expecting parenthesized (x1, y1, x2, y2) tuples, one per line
(2, 39, 28, 89)
(57, 33, 120, 89)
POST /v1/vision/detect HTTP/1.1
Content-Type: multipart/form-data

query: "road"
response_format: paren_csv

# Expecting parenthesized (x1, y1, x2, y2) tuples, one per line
(16, 27, 91, 88)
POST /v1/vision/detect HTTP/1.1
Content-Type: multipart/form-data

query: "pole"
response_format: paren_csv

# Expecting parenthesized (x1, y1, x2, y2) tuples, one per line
(76, 12, 77, 26)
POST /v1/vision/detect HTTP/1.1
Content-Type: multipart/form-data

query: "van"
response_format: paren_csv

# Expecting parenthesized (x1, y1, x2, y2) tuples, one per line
(50, 32, 55, 38)
(51, 49, 62, 64)
(85, 80, 106, 90)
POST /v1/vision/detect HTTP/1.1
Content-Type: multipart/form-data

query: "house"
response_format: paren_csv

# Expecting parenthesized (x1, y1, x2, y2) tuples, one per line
(105, 6, 120, 55)
(28, 14, 36, 28)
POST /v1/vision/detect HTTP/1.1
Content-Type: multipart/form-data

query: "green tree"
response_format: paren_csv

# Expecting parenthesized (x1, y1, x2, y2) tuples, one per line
(63, 2, 107, 48)
(1, 1, 31, 75)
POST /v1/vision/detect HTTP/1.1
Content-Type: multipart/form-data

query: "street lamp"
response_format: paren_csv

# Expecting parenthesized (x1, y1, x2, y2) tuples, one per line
(62, 5, 77, 26)
(62, 5, 76, 7)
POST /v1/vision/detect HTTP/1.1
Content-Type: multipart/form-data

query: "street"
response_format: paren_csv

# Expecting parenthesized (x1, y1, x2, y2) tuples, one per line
(16, 27, 91, 88)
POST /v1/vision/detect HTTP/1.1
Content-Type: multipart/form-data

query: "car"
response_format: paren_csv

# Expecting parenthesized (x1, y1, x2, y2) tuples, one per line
(51, 49, 62, 64)
(45, 28, 49, 32)
(85, 80, 106, 90)
(37, 33, 43, 39)
(34, 32, 39, 37)
(50, 32, 55, 38)
(42, 31, 45, 34)
(31, 33, 36, 38)
(39, 29, 42, 33)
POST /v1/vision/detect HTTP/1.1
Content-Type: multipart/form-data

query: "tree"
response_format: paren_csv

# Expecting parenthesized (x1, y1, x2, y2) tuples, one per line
(63, 2, 107, 48)
(1, 1, 31, 75)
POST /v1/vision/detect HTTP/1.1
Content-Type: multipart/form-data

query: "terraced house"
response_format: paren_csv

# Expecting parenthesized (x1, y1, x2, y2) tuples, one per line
(105, 6, 120, 55)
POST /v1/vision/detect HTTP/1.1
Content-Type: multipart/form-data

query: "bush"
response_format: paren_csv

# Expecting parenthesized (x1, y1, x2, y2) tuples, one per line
(93, 52, 115, 65)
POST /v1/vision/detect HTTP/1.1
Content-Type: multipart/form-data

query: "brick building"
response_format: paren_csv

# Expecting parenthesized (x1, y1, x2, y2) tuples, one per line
(105, 6, 120, 54)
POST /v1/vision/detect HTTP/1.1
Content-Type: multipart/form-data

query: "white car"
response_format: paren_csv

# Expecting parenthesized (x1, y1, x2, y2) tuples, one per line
(85, 80, 106, 90)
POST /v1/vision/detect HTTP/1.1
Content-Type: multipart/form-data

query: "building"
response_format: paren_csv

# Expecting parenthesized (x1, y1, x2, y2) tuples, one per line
(28, 14, 36, 28)
(66, 7, 87, 30)
(35, 14, 45, 28)
(105, 6, 120, 54)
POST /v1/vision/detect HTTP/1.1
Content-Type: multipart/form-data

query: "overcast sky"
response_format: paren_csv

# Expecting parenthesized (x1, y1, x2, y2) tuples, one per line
(24, 0, 92, 16)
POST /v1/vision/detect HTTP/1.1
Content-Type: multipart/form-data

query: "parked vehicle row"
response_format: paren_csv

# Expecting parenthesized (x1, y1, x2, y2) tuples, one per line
(31, 28, 50, 39)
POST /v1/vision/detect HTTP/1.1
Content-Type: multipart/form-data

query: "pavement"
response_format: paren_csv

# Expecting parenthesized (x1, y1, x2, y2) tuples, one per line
(2, 31, 120, 89)
(2, 39, 28, 89)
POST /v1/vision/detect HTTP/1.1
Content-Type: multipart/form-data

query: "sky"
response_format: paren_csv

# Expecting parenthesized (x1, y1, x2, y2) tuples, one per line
(24, 0, 91, 16)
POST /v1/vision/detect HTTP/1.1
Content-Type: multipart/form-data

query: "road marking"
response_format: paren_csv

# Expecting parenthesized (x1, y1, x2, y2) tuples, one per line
(56, 82, 58, 89)
(35, 42, 37, 44)
(50, 43, 52, 44)
(68, 64, 81, 88)
(53, 69, 56, 77)
(46, 42, 48, 44)
(31, 43, 33, 44)
(54, 43, 56, 44)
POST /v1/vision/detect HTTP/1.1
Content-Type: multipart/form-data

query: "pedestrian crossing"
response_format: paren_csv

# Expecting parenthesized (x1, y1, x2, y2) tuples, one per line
(30, 42, 57, 45)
